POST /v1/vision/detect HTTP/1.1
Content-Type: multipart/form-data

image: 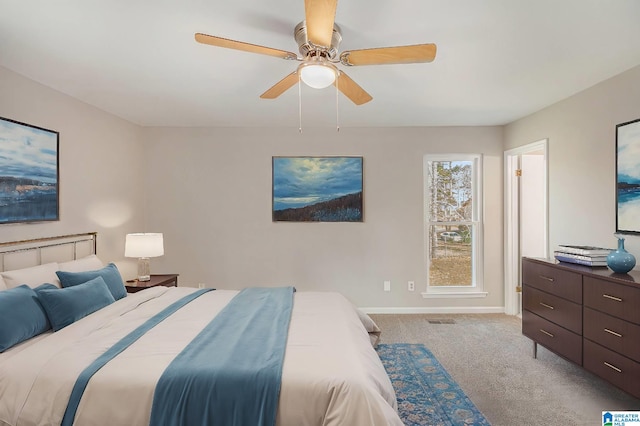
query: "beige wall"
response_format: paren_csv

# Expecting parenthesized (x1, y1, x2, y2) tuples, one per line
(0, 64, 504, 310)
(5, 58, 638, 309)
(0, 66, 146, 273)
(505, 65, 640, 261)
(143, 126, 504, 309)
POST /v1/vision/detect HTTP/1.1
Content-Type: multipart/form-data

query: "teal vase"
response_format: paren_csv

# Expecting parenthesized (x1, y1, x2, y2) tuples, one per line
(607, 236, 636, 274)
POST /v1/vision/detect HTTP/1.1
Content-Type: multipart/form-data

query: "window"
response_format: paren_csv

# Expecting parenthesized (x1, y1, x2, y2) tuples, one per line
(423, 154, 484, 296)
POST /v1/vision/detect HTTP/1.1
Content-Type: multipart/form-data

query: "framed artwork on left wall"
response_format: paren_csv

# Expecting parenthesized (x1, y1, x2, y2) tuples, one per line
(616, 117, 640, 234)
(0, 116, 59, 224)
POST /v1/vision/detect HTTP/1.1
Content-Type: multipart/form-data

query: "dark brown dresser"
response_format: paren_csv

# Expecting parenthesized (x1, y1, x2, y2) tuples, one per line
(522, 257, 640, 398)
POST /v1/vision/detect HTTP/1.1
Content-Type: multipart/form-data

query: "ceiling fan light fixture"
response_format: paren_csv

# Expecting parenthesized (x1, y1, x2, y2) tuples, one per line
(299, 63, 336, 89)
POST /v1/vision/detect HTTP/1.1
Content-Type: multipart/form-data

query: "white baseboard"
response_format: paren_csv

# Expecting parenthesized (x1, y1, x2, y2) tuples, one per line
(359, 306, 506, 314)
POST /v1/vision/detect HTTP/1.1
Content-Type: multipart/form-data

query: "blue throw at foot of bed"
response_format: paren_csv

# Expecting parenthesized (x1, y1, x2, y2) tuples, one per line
(149, 286, 295, 426)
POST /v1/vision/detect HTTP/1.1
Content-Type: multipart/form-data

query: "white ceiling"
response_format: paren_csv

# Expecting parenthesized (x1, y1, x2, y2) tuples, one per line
(1, 0, 640, 128)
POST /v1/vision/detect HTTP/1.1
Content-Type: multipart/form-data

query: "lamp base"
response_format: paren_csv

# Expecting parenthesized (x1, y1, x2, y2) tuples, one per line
(137, 257, 151, 282)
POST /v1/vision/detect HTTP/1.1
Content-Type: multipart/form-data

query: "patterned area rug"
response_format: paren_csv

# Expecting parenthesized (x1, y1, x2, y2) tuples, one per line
(377, 343, 490, 426)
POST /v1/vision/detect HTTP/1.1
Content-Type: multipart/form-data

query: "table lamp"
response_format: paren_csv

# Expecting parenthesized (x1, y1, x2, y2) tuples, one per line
(124, 233, 164, 281)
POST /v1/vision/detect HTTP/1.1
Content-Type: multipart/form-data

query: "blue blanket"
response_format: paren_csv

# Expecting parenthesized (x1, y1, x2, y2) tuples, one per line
(62, 289, 213, 426)
(149, 286, 295, 426)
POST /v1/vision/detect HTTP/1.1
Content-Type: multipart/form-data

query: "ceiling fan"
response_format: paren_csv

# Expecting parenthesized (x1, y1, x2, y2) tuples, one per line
(195, 0, 437, 106)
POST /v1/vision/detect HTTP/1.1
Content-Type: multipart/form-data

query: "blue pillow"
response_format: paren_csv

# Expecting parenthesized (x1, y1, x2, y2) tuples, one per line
(38, 276, 116, 331)
(34, 283, 58, 292)
(56, 263, 127, 300)
(0, 285, 51, 352)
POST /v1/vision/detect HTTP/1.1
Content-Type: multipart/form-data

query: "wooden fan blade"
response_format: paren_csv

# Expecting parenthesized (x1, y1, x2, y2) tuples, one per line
(340, 44, 437, 66)
(260, 71, 299, 99)
(195, 33, 297, 60)
(335, 71, 372, 105)
(304, 0, 338, 47)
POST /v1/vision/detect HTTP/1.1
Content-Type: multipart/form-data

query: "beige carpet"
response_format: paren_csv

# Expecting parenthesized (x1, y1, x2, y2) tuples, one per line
(370, 313, 640, 426)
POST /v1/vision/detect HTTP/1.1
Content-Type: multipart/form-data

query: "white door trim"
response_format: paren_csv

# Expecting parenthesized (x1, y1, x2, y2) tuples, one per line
(503, 139, 549, 315)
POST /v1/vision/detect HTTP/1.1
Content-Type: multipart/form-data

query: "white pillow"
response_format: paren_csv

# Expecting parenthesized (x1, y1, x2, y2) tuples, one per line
(58, 254, 104, 273)
(1, 262, 61, 289)
(356, 308, 382, 348)
(0, 275, 6, 291)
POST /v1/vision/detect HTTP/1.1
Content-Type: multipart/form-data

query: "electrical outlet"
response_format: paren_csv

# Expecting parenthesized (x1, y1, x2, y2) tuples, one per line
(198, 283, 205, 289)
(383, 280, 391, 292)
(408, 281, 415, 291)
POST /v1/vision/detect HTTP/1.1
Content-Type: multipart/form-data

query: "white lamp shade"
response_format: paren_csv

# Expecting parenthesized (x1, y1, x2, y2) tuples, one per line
(125, 233, 164, 258)
(300, 64, 336, 89)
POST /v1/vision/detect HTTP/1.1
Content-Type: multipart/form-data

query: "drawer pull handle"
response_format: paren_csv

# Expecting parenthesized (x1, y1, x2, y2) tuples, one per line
(604, 362, 622, 373)
(604, 328, 623, 338)
(539, 329, 554, 338)
(539, 275, 554, 282)
(539, 302, 554, 310)
(602, 294, 623, 302)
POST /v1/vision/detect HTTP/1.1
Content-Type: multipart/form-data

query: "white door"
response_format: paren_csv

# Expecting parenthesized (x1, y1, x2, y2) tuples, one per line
(504, 141, 548, 315)
(520, 154, 546, 258)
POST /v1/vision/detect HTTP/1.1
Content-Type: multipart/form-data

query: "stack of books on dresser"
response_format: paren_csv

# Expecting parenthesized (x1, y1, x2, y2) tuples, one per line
(554, 245, 613, 267)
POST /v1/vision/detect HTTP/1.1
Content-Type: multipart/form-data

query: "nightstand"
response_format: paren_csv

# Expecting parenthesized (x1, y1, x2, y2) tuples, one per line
(125, 274, 179, 293)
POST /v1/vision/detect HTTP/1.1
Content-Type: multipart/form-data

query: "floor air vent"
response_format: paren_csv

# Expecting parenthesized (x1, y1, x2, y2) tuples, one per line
(427, 319, 456, 324)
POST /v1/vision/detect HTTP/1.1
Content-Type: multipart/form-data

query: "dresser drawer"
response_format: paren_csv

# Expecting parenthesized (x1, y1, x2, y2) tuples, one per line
(522, 259, 582, 303)
(523, 286, 582, 333)
(584, 307, 640, 362)
(523, 310, 582, 364)
(584, 276, 640, 325)
(584, 339, 640, 399)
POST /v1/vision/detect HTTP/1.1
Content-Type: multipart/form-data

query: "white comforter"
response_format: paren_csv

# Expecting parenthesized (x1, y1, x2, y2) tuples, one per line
(0, 288, 402, 426)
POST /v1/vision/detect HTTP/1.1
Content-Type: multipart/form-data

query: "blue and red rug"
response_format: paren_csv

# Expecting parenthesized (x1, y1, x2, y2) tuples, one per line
(377, 343, 490, 426)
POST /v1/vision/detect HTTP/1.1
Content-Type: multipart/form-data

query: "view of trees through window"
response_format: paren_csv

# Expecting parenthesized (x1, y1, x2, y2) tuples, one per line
(426, 160, 474, 286)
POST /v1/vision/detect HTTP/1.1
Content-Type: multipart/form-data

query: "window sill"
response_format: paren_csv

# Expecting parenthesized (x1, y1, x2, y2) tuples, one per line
(421, 291, 488, 299)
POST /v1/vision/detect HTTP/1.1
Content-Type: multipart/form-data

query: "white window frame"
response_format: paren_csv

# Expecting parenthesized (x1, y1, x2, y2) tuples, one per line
(422, 154, 486, 298)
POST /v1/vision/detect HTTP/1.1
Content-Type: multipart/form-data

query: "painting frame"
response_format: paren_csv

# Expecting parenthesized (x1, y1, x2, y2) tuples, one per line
(616, 118, 640, 234)
(272, 156, 364, 222)
(0, 116, 60, 225)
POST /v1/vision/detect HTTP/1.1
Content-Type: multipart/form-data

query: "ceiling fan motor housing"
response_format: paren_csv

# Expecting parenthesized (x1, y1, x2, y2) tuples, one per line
(294, 21, 342, 60)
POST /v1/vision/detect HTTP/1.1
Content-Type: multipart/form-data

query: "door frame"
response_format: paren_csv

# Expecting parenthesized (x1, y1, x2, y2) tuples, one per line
(504, 139, 549, 315)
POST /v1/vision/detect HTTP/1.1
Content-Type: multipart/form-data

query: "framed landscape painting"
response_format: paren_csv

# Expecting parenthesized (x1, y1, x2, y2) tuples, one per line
(0, 117, 59, 224)
(272, 156, 363, 222)
(616, 118, 640, 234)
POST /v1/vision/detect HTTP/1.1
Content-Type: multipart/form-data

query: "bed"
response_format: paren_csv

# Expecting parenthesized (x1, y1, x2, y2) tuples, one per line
(0, 233, 401, 426)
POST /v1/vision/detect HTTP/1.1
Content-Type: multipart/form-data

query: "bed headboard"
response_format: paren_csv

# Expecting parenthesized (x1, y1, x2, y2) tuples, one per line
(0, 232, 97, 272)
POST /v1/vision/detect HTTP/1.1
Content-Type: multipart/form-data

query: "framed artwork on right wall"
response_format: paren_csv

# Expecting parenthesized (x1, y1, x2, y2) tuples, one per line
(616, 118, 640, 234)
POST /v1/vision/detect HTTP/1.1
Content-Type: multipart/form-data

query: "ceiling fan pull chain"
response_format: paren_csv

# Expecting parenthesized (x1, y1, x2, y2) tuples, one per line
(336, 72, 340, 132)
(298, 74, 303, 133)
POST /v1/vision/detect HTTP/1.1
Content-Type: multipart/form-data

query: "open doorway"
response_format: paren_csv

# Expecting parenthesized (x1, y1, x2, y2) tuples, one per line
(504, 140, 548, 316)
